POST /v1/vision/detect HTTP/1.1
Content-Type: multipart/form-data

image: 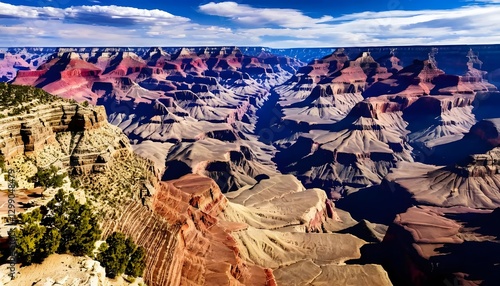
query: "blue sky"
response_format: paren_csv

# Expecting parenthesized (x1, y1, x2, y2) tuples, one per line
(0, 0, 499, 47)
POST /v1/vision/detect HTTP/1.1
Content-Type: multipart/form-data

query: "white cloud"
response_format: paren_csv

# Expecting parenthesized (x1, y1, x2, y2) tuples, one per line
(63, 5, 189, 25)
(0, 2, 189, 25)
(220, 3, 500, 47)
(0, 2, 63, 19)
(198, 1, 333, 28)
(466, 0, 500, 3)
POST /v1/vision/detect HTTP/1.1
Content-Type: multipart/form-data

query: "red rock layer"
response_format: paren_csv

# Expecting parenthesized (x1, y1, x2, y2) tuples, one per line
(103, 174, 274, 286)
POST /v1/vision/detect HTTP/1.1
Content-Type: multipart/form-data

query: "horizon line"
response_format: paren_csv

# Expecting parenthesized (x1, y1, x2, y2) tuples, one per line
(2, 43, 500, 50)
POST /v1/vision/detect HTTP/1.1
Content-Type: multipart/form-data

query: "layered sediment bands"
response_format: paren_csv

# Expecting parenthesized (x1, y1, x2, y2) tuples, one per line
(102, 174, 275, 286)
(364, 49, 497, 98)
(165, 138, 277, 192)
(273, 49, 350, 104)
(363, 59, 446, 97)
(230, 228, 392, 286)
(6, 48, 296, 197)
(156, 174, 273, 286)
(386, 120, 500, 208)
(103, 172, 392, 286)
(466, 148, 500, 176)
(101, 201, 180, 286)
(280, 85, 364, 125)
(222, 175, 335, 232)
(273, 262, 392, 286)
(275, 107, 413, 191)
(383, 206, 463, 286)
(276, 51, 394, 126)
(275, 56, 498, 191)
(0, 103, 130, 173)
(13, 70, 47, 83)
(219, 175, 392, 286)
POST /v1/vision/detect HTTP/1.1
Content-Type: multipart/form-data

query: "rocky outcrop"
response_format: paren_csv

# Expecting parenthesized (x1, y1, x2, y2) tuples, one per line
(222, 175, 335, 232)
(271, 48, 500, 194)
(465, 148, 500, 176)
(102, 174, 274, 286)
(387, 160, 500, 209)
(0, 102, 130, 174)
(0, 254, 140, 286)
(164, 138, 278, 192)
(469, 118, 500, 146)
(220, 175, 393, 286)
(274, 100, 414, 192)
(275, 50, 392, 126)
(383, 206, 500, 286)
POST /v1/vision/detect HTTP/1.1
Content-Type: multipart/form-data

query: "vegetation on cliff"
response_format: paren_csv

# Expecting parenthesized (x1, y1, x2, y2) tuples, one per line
(29, 165, 66, 189)
(0, 83, 59, 116)
(6, 189, 101, 265)
(0, 154, 5, 170)
(97, 231, 146, 278)
(0, 83, 150, 281)
(74, 151, 153, 219)
(5, 189, 146, 279)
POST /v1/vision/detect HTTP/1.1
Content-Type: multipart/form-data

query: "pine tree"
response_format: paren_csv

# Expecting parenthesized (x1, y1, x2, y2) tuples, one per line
(30, 166, 66, 189)
(68, 203, 101, 256)
(10, 223, 46, 265)
(35, 227, 61, 262)
(97, 232, 138, 278)
(19, 208, 42, 224)
(126, 246, 146, 277)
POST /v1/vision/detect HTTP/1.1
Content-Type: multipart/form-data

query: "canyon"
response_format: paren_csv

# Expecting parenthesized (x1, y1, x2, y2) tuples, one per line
(0, 45, 499, 286)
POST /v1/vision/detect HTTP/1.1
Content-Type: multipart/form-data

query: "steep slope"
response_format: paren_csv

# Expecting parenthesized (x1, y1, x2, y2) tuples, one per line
(272, 48, 500, 195)
(386, 151, 500, 209)
(383, 206, 500, 286)
(274, 99, 413, 192)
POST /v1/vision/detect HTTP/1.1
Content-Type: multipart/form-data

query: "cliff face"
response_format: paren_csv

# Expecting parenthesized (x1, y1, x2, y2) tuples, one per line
(219, 175, 393, 286)
(101, 174, 273, 286)
(101, 201, 181, 286)
(0, 103, 130, 174)
(465, 148, 500, 176)
(99, 172, 393, 286)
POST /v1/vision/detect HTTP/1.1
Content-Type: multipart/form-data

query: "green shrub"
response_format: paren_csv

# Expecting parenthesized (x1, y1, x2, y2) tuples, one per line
(30, 166, 66, 189)
(97, 232, 146, 278)
(126, 246, 146, 278)
(0, 154, 5, 170)
(9, 189, 101, 265)
(8, 223, 46, 264)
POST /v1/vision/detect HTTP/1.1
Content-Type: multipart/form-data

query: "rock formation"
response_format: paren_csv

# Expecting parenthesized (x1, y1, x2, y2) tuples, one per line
(383, 206, 500, 286)
(2, 45, 500, 286)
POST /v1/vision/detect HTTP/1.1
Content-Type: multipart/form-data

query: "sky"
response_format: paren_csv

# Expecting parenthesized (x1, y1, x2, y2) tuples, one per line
(0, 0, 500, 47)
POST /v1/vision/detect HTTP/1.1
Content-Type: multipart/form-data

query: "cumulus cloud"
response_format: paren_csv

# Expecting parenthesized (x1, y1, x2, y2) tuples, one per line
(0, 2, 189, 26)
(208, 2, 500, 47)
(198, 1, 333, 28)
(0, 2, 63, 19)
